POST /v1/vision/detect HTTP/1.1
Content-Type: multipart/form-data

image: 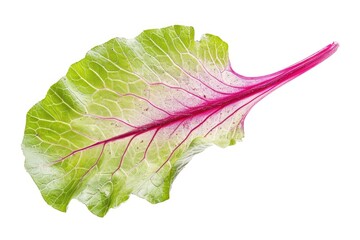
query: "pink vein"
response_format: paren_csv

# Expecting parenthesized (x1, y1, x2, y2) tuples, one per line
(134, 128, 160, 168)
(111, 134, 138, 176)
(52, 43, 338, 168)
(80, 143, 106, 180)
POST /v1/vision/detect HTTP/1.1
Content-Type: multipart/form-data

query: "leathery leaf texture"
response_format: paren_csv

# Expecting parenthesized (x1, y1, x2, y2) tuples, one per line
(22, 25, 338, 216)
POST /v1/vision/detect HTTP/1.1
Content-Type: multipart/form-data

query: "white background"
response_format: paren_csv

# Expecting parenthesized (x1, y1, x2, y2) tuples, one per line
(1, 0, 359, 239)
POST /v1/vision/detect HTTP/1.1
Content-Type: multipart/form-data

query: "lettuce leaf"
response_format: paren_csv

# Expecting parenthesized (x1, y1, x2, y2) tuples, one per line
(22, 25, 338, 216)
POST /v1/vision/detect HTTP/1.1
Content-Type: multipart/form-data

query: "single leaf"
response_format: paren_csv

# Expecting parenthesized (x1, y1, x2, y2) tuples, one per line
(22, 25, 338, 217)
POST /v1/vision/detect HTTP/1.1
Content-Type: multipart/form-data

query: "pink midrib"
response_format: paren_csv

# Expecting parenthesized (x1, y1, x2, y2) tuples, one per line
(58, 42, 338, 161)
